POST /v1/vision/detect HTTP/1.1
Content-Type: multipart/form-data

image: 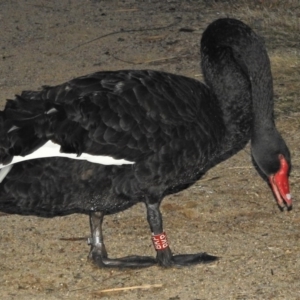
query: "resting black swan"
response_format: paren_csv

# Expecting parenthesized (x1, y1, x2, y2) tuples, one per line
(0, 18, 292, 268)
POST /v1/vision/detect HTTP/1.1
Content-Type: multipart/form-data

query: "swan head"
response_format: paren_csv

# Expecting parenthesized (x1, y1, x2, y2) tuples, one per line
(251, 128, 292, 209)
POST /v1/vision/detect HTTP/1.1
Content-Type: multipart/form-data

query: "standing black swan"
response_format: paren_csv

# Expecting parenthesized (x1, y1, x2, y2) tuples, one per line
(0, 18, 292, 268)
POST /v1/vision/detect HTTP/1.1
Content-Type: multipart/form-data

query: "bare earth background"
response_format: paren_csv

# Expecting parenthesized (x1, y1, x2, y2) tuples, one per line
(0, 1, 299, 299)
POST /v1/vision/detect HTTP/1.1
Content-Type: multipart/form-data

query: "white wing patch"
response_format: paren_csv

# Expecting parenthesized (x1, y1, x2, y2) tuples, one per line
(0, 165, 13, 183)
(7, 126, 19, 133)
(0, 140, 135, 172)
(46, 108, 58, 114)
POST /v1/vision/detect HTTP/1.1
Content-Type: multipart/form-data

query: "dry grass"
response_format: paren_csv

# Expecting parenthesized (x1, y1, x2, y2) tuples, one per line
(271, 52, 300, 115)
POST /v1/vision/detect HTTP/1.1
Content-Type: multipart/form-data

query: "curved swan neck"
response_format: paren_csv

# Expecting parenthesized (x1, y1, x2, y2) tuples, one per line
(245, 40, 275, 125)
(201, 18, 275, 134)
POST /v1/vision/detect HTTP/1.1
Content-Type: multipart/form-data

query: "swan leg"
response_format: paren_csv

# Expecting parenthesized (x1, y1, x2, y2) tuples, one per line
(87, 211, 156, 268)
(146, 202, 218, 267)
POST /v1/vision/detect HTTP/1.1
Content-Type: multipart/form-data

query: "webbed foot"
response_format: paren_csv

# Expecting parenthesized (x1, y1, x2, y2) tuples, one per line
(156, 247, 218, 267)
(89, 251, 157, 268)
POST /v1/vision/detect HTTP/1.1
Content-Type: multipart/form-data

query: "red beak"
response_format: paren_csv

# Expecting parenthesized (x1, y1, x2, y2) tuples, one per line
(269, 155, 292, 208)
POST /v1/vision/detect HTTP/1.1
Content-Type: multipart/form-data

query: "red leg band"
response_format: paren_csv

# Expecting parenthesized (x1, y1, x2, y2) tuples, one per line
(151, 232, 169, 250)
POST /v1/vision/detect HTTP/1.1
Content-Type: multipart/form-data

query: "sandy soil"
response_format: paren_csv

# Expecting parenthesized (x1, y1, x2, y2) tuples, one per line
(0, 1, 299, 299)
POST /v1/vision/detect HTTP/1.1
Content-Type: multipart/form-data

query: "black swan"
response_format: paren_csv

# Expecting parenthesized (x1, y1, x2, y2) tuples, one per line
(0, 18, 292, 268)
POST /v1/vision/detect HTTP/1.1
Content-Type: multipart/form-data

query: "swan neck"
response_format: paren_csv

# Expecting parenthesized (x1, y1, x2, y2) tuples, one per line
(250, 63, 274, 124)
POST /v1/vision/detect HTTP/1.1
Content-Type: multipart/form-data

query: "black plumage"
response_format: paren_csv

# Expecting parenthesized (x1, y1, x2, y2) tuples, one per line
(0, 18, 292, 268)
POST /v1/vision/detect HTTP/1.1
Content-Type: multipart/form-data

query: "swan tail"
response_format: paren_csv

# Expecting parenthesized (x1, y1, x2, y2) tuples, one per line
(0, 94, 56, 166)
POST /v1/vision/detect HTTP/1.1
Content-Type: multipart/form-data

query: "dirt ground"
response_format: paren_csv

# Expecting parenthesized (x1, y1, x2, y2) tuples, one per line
(0, 0, 299, 299)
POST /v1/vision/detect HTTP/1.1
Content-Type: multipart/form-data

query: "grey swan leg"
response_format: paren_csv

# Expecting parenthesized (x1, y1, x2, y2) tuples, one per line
(146, 202, 218, 267)
(87, 211, 156, 268)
